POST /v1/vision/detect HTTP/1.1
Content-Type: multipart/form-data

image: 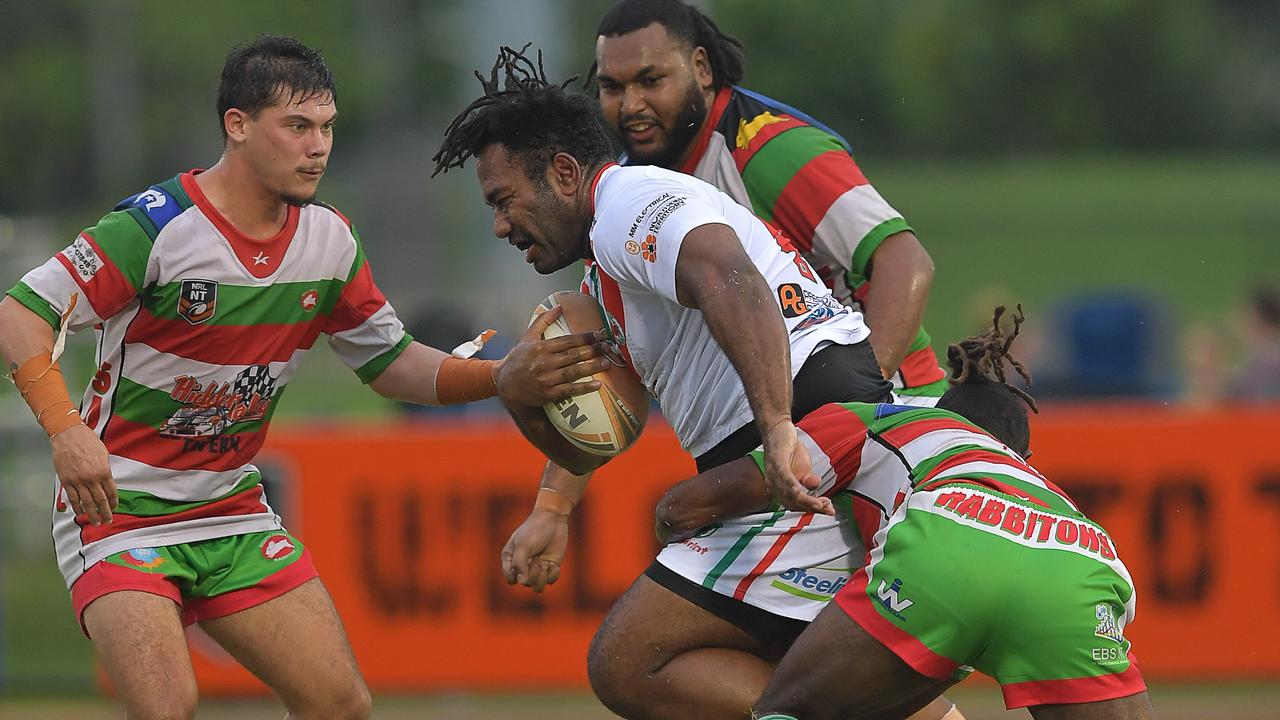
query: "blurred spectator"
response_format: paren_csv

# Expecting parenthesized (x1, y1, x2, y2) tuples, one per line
(1225, 285, 1280, 402)
(1033, 290, 1176, 399)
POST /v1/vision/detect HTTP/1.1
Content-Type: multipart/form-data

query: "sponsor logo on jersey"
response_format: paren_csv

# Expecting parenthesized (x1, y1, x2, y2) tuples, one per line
(930, 489, 1117, 561)
(876, 577, 914, 618)
(260, 534, 296, 561)
(122, 547, 166, 569)
(160, 365, 278, 444)
(1094, 603, 1126, 645)
(132, 189, 167, 210)
(777, 283, 808, 317)
(774, 567, 850, 600)
(645, 196, 687, 236)
(628, 192, 674, 237)
(177, 279, 218, 325)
(61, 235, 103, 282)
(300, 289, 319, 311)
(624, 239, 641, 255)
(640, 234, 657, 263)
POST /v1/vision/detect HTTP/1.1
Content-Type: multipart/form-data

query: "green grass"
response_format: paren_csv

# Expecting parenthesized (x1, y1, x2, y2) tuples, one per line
(869, 153, 1280, 349)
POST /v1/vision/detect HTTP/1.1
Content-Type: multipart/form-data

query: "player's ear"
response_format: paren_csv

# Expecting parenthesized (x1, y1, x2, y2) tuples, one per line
(550, 152, 581, 196)
(224, 108, 250, 144)
(691, 46, 714, 92)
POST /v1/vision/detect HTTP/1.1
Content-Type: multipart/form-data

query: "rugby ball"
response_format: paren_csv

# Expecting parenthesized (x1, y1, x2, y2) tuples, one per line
(531, 291, 648, 456)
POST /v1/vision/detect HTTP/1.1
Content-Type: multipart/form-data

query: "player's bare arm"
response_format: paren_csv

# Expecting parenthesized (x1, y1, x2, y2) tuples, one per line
(863, 231, 934, 377)
(501, 463, 593, 592)
(0, 296, 116, 526)
(654, 457, 768, 544)
(672, 223, 825, 513)
(368, 305, 610, 406)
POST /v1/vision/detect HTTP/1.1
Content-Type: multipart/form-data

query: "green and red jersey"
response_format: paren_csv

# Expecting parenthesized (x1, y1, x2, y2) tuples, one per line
(659, 87, 946, 399)
(8, 170, 411, 588)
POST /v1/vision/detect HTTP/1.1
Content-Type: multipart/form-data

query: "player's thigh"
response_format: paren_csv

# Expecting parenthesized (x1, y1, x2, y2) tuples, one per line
(83, 590, 197, 719)
(1029, 691, 1158, 720)
(588, 573, 763, 680)
(756, 602, 941, 720)
(197, 577, 369, 715)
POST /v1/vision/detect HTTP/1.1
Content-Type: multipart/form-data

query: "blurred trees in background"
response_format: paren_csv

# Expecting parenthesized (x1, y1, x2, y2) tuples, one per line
(2, 0, 1276, 215)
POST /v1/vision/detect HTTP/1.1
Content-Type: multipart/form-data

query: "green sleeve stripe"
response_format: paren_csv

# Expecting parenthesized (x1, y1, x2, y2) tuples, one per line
(90, 211, 156, 291)
(740, 126, 849, 223)
(844, 217, 913, 288)
(155, 175, 194, 210)
(355, 332, 413, 384)
(6, 283, 62, 330)
(123, 206, 160, 242)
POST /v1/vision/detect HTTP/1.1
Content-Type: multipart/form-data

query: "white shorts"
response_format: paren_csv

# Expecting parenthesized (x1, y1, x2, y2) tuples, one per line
(655, 505, 865, 622)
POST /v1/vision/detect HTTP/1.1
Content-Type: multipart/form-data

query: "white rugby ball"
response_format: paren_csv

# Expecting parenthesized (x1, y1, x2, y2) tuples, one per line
(530, 291, 648, 456)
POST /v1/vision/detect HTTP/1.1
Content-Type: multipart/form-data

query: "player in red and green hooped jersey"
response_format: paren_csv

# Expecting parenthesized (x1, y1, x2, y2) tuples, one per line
(656, 308, 1156, 719)
(592, 0, 945, 405)
(0, 36, 606, 720)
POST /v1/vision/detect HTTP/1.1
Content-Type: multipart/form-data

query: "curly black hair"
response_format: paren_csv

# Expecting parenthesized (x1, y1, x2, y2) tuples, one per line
(937, 305, 1037, 456)
(432, 44, 613, 181)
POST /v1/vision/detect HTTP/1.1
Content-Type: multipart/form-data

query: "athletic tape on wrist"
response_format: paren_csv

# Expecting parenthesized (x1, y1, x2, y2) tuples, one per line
(434, 356, 499, 405)
(534, 487, 574, 517)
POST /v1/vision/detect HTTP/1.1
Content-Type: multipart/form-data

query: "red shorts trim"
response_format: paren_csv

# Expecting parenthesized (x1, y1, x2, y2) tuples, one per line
(72, 562, 183, 638)
(833, 567, 959, 679)
(180, 550, 317, 625)
(70, 550, 319, 637)
(1000, 651, 1148, 709)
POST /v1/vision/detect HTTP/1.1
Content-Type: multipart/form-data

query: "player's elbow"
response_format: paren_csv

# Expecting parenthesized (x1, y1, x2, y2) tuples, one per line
(653, 488, 703, 544)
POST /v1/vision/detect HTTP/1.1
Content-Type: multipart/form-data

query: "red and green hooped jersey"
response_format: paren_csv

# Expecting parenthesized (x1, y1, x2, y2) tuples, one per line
(751, 402, 1080, 550)
(8, 170, 411, 587)
(663, 87, 946, 398)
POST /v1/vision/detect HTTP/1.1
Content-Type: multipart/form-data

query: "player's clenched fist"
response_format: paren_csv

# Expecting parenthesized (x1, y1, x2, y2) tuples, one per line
(50, 423, 117, 526)
(501, 507, 569, 593)
(494, 305, 613, 407)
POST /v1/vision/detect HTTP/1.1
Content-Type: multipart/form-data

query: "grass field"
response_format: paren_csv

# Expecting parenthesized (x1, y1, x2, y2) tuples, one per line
(2, 683, 1279, 719)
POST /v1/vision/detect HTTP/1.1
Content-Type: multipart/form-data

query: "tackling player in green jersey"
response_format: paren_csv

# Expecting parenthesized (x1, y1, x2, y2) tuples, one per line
(658, 307, 1156, 719)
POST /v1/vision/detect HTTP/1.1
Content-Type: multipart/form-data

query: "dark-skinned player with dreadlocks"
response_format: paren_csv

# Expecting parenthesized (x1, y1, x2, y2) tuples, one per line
(432, 46, 912, 718)
(652, 307, 1157, 720)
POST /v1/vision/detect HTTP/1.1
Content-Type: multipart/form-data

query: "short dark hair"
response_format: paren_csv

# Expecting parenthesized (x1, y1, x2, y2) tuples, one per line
(936, 305, 1038, 456)
(432, 45, 614, 180)
(593, 0, 745, 89)
(217, 35, 336, 139)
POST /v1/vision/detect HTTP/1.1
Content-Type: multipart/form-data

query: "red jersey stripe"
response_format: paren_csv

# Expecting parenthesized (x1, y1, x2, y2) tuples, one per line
(323, 260, 388, 335)
(878, 416, 993, 449)
(796, 404, 867, 493)
(1000, 651, 1146, 708)
(730, 116, 809, 173)
(56, 232, 138, 320)
(897, 347, 947, 386)
(125, 306, 323, 365)
(76, 483, 268, 545)
(103, 416, 269, 473)
(678, 88, 733, 175)
(769, 151, 869, 254)
(835, 568, 959, 679)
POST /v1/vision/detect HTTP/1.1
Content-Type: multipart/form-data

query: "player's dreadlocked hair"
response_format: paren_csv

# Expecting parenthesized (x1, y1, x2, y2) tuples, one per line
(936, 305, 1038, 457)
(588, 0, 746, 89)
(432, 45, 614, 180)
(217, 35, 336, 140)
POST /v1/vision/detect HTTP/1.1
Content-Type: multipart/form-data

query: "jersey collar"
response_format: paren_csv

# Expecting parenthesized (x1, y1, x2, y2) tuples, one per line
(678, 86, 733, 175)
(181, 169, 299, 280)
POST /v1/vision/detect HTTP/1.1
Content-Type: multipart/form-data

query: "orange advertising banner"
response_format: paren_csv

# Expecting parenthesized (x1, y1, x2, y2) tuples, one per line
(187, 405, 1280, 693)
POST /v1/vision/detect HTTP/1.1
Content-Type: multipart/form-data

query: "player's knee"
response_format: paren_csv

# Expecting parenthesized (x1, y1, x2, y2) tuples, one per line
(126, 693, 197, 720)
(288, 680, 371, 720)
(586, 621, 646, 715)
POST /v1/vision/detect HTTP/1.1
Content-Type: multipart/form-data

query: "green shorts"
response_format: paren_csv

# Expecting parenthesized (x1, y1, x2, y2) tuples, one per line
(70, 530, 316, 637)
(834, 484, 1146, 709)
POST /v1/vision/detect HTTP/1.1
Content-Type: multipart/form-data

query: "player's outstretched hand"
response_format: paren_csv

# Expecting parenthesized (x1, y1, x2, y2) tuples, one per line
(51, 423, 117, 526)
(501, 507, 569, 593)
(761, 420, 834, 516)
(494, 306, 613, 407)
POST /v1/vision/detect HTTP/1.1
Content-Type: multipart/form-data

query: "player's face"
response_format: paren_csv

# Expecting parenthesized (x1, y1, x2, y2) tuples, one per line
(596, 23, 714, 168)
(239, 90, 336, 206)
(477, 144, 586, 275)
